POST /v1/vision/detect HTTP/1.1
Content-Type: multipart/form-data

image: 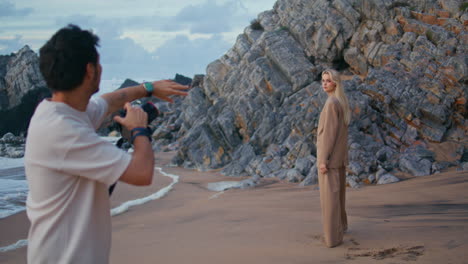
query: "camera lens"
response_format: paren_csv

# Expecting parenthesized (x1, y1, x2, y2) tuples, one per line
(141, 102, 159, 123)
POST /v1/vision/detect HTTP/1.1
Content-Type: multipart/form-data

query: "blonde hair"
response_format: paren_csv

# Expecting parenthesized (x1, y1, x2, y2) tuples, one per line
(322, 69, 351, 125)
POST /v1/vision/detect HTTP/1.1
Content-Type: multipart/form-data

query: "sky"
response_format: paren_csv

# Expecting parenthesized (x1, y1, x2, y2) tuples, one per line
(0, 0, 276, 81)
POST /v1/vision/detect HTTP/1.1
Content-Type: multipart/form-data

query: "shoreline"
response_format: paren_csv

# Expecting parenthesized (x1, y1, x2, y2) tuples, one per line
(0, 152, 467, 263)
(0, 211, 29, 249)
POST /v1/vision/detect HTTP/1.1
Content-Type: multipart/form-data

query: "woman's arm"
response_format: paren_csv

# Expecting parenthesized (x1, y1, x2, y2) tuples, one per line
(317, 101, 340, 173)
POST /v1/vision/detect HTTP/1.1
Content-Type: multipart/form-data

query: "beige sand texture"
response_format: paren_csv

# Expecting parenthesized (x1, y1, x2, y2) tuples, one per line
(1, 151, 467, 264)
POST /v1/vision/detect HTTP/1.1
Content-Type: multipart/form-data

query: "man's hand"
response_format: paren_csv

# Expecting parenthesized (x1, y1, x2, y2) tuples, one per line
(319, 163, 328, 174)
(118, 103, 154, 186)
(113, 102, 147, 131)
(150, 80, 189, 103)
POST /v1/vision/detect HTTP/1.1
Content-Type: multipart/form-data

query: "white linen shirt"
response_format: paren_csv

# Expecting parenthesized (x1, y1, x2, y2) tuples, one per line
(25, 97, 131, 264)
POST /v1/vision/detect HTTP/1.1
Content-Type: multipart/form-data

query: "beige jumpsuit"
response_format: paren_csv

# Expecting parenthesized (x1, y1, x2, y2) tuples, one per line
(316, 96, 348, 247)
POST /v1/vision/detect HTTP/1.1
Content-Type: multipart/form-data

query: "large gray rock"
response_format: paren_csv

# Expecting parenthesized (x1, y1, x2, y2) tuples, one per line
(1, 46, 47, 110)
(149, 0, 466, 186)
(286, 169, 304, 183)
(348, 161, 364, 176)
(295, 155, 315, 175)
(257, 156, 283, 177)
(377, 174, 400, 184)
(0, 132, 26, 158)
(347, 175, 361, 189)
(461, 162, 468, 171)
(399, 155, 432, 176)
(221, 144, 256, 176)
(0, 46, 50, 136)
(300, 163, 318, 186)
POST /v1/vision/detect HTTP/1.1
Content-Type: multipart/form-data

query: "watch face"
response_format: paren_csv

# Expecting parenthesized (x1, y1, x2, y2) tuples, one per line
(144, 82, 153, 92)
(144, 82, 153, 97)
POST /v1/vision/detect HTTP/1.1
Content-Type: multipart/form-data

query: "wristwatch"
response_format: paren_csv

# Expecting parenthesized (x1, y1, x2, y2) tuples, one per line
(130, 127, 152, 144)
(143, 82, 153, 97)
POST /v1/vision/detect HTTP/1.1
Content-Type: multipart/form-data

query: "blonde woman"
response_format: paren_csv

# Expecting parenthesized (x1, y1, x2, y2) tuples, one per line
(316, 69, 351, 247)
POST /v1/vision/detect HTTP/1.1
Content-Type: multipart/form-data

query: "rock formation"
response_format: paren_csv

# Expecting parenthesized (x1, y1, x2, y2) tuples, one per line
(1, 1, 466, 186)
(0, 132, 26, 158)
(0, 46, 50, 136)
(163, 0, 467, 186)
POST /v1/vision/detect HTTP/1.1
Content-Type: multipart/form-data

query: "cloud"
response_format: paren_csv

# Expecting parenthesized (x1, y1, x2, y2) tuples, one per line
(0, 35, 24, 54)
(52, 15, 151, 78)
(100, 34, 232, 80)
(55, 14, 124, 39)
(0, 0, 277, 80)
(155, 0, 251, 34)
(52, 13, 232, 80)
(151, 34, 231, 77)
(0, 0, 33, 17)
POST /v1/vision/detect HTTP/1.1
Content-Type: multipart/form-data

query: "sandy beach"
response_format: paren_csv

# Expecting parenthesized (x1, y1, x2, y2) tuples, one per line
(1, 151, 467, 263)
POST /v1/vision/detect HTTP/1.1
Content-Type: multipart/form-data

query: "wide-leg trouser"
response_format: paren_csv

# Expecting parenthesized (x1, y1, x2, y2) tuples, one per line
(318, 167, 347, 247)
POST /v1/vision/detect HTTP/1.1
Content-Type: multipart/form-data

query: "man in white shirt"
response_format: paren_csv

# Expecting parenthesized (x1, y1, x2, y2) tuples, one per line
(25, 24, 188, 263)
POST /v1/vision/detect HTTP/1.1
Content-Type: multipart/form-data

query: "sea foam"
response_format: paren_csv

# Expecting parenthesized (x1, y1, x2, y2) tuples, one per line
(111, 167, 179, 216)
(0, 239, 28, 253)
(0, 158, 27, 220)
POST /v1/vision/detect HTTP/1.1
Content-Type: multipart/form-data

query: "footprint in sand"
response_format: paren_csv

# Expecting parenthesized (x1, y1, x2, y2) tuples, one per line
(309, 234, 325, 245)
(446, 240, 462, 249)
(310, 234, 360, 247)
(349, 238, 360, 246)
(345, 245, 425, 261)
(311, 234, 322, 240)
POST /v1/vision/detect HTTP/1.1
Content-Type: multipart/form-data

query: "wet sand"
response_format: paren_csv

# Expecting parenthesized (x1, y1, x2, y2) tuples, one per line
(1, 152, 467, 263)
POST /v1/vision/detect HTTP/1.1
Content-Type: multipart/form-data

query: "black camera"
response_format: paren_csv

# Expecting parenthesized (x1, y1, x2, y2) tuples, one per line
(115, 102, 159, 146)
(109, 102, 159, 196)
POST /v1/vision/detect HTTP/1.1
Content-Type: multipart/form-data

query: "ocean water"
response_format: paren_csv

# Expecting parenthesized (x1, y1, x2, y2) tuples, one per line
(0, 157, 27, 219)
(97, 78, 150, 96)
(97, 79, 126, 95)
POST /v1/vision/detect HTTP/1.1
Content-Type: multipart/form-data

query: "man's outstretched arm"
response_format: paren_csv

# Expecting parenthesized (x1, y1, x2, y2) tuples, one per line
(101, 80, 189, 115)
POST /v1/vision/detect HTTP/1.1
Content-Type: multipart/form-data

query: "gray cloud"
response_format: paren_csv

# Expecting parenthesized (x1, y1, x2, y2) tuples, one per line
(147, 0, 251, 34)
(9, 0, 268, 79)
(52, 13, 232, 80)
(151, 34, 231, 78)
(55, 15, 124, 39)
(0, 35, 24, 54)
(0, 0, 33, 17)
(101, 34, 231, 80)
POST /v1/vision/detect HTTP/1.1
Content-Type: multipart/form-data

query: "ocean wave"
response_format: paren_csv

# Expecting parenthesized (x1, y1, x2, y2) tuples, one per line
(0, 179, 28, 219)
(0, 157, 24, 170)
(0, 239, 28, 253)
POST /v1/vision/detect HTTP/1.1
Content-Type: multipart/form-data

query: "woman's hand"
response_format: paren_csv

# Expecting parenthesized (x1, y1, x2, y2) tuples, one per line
(319, 163, 328, 174)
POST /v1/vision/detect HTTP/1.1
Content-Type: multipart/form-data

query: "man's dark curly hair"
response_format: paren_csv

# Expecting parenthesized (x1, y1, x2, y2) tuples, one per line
(39, 24, 100, 92)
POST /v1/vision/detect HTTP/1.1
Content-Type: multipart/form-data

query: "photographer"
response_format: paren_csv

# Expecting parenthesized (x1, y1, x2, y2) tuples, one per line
(24, 24, 188, 264)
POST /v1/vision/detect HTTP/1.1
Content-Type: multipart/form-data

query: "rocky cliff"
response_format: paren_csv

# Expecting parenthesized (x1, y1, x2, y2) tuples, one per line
(160, 0, 467, 186)
(0, 46, 50, 136)
(1, 1, 466, 186)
